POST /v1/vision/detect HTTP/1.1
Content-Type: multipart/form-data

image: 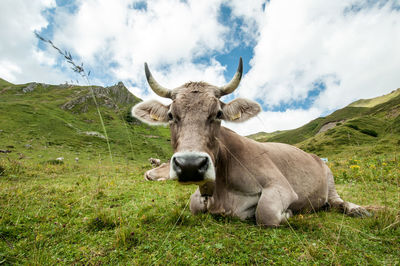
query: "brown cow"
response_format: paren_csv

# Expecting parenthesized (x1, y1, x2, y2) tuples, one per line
(145, 162, 170, 181)
(133, 58, 370, 227)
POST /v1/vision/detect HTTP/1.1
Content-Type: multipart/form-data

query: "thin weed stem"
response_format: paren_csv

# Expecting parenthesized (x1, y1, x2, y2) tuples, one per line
(34, 32, 113, 164)
(153, 198, 190, 265)
(330, 212, 345, 265)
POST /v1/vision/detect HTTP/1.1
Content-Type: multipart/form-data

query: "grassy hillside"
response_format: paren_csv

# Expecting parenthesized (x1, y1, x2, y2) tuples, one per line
(0, 80, 399, 264)
(349, 88, 400, 107)
(246, 130, 286, 142)
(252, 89, 400, 157)
(0, 80, 172, 165)
(0, 78, 13, 87)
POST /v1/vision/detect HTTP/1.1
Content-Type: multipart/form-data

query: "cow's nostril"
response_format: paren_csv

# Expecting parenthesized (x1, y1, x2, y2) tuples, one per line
(173, 157, 183, 175)
(172, 154, 210, 182)
(197, 156, 208, 174)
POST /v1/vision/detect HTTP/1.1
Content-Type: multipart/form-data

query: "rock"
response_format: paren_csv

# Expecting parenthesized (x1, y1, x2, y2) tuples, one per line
(317, 120, 345, 134)
(22, 83, 37, 93)
(40, 83, 50, 88)
(59, 82, 73, 89)
(144, 135, 160, 139)
(0, 149, 11, 153)
(24, 144, 32, 149)
(84, 131, 106, 139)
(75, 157, 79, 162)
(56, 157, 64, 161)
(61, 82, 140, 113)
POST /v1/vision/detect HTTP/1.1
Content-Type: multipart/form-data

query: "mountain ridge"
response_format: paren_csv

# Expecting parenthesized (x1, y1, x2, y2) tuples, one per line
(249, 87, 400, 156)
(0, 79, 172, 165)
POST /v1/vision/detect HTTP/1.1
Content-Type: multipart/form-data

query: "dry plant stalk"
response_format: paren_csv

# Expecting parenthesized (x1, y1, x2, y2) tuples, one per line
(34, 32, 113, 163)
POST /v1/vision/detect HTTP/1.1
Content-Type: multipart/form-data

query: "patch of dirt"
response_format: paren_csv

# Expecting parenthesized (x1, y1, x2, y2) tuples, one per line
(0, 86, 10, 94)
(317, 120, 345, 134)
(386, 107, 400, 119)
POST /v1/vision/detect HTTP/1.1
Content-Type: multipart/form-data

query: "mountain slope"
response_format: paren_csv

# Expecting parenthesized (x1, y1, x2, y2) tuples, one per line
(348, 88, 400, 108)
(0, 80, 172, 164)
(250, 88, 400, 156)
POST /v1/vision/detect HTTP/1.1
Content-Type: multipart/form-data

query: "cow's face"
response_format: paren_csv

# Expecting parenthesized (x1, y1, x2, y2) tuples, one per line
(132, 59, 260, 184)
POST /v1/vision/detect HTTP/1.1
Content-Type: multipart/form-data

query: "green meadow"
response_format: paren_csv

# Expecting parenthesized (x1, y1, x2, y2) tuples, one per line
(0, 80, 399, 264)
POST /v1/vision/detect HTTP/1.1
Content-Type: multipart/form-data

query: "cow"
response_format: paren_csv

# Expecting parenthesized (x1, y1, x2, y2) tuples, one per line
(145, 162, 170, 181)
(132, 58, 370, 227)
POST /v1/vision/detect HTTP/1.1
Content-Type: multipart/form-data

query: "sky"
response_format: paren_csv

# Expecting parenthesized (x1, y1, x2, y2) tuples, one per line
(1, 0, 400, 135)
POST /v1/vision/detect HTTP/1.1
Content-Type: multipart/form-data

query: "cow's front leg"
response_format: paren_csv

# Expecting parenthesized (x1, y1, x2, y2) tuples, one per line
(256, 185, 298, 227)
(190, 188, 209, 214)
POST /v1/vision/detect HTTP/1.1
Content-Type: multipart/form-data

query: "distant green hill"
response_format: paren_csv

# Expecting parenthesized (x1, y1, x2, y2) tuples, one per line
(1, 78, 399, 162)
(0, 80, 172, 165)
(348, 88, 400, 108)
(249, 88, 400, 156)
(0, 78, 13, 88)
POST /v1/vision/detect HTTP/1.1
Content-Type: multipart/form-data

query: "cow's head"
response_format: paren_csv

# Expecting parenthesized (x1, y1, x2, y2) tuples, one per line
(132, 58, 260, 184)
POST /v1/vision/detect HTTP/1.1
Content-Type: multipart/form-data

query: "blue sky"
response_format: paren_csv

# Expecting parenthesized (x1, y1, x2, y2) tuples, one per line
(1, 0, 400, 135)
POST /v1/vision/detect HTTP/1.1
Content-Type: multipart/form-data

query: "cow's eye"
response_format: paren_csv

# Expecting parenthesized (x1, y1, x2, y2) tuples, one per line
(216, 110, 223, 119)
(167, 112, 173, 121)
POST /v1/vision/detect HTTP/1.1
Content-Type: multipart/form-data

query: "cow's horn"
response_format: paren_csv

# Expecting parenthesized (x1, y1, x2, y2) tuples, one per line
(217, 57, 243, 97)
(144, 62, 172, 98)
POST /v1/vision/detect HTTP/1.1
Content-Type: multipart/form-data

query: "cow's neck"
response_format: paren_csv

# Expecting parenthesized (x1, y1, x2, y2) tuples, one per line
(198, 126, 253, 196)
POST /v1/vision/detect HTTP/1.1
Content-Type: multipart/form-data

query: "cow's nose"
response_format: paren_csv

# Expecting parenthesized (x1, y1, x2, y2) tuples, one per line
(172, 155, 208, 182)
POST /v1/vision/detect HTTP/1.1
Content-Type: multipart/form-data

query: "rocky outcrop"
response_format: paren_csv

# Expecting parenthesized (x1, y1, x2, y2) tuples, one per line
(317, 120, 345, 134)
(61, 82, 140, 113)
(83, 131, 106, 139)
(22, 83, 37, 93)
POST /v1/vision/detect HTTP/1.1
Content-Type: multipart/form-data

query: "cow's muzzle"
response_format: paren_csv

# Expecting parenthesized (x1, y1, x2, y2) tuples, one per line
(170, 152, 215, 184)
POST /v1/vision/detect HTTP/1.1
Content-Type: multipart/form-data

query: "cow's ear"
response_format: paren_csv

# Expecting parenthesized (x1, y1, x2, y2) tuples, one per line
(132, 100, 169, 125)
(222, 98, 261, 122)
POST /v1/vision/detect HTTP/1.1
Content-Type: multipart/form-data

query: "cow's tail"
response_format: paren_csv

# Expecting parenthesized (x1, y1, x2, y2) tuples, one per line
(326, 167, 371, 217)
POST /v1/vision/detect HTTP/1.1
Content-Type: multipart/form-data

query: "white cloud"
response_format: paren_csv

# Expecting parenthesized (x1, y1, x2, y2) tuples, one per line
(0, 60, 21, 82)
(1, 0, 399, 137)
(126, 59, 227, 104)
(223, 107, 322, 136)
(0, 0, 69, 84)
(238, 0, 400, 113)
(224, 0, 266, 43)
(52, 0, 229, 90)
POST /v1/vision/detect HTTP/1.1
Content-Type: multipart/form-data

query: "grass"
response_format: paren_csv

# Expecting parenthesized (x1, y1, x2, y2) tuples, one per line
(349, 88, 400, 108)
(0, 79, 399, 264)
(0, 153, 399, 265)
(0, 81, 172, 165)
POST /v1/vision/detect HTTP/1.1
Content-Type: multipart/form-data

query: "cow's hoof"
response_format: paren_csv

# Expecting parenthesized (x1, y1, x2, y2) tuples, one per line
(348, 207, 372, 218)
(282, 209, 293, 220)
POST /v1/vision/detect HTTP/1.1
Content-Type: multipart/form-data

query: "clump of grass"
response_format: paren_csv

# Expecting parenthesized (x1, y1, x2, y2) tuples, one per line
(115, 227, 141, 249)
(0, 158, 25, 177)
(0, 164, 5, 176)
(346, 124, 359, 130)
(360, 128, 378, 137)
(87, 213, 119, 231)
